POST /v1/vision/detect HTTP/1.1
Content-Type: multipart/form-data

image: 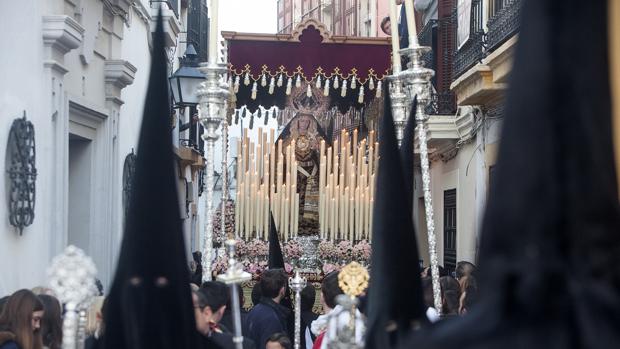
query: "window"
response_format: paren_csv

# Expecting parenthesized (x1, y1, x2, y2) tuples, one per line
(187, 0, 209, 62)
(443, 189, 457, 273)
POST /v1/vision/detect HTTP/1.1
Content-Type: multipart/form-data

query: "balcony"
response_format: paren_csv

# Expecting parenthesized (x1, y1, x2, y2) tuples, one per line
(486, 0, 522, 52)
(452, 0, 484, 79)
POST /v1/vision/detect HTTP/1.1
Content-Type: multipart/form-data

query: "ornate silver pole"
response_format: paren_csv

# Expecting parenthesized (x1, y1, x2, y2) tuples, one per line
(387, 73, 409, 146)
(289, 271, 307, 349)
(47, 246, 98, 349)
(198, 62, 229, 283)
(217, 239, 252, 349)
(399, 44, 442, 314)
(220, 114, 229, 242)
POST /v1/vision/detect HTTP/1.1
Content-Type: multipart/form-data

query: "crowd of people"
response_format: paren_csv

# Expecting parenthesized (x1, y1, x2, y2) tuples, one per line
(0, 256, 477, 349)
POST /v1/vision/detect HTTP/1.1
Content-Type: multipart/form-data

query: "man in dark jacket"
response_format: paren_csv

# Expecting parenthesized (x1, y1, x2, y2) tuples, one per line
(246, 270, 290, 349)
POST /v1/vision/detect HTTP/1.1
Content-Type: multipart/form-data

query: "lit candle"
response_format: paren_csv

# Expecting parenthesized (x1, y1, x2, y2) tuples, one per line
(294, 194, 300, 236)
(404, 0, 419, 47)
(344, 187, 350, 241)
(327, 147, 332, 179)
(208, 0, 219, 63)
(353, 129, 358, 162)
(331, 197, 336, 241)
(235, 190, 240, 236)
(388, 0, 402, 72)
(349, 195, 355, 241)
(369, 199, 374, 242)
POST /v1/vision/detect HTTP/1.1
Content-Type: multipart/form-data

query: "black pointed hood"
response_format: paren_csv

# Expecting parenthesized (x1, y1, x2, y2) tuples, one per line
(400, 97, 418, 206)
(268, 213, 285, 269)
(366, 87, 428, 349)
(401, 0, 620, 348)
(103, 12, 198, 349)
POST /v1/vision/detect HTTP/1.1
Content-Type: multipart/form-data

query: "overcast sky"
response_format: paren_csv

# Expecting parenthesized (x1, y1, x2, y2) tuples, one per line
(219, 0, 278, 34)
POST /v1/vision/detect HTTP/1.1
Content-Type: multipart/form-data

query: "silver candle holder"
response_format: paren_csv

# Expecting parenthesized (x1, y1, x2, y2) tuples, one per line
(198, 62, 230, 282)
(47, 246, 98, 349)
(398, 44, 442, 315)
(289, 271, 308, 349)
(217, 239, 252, 349)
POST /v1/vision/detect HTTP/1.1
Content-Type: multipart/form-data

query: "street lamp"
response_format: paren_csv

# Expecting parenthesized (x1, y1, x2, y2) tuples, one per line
(169, 44, 203, 107)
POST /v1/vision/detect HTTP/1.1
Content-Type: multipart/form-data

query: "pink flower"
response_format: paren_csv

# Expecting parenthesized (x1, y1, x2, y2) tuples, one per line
(285, 263, 293, 273)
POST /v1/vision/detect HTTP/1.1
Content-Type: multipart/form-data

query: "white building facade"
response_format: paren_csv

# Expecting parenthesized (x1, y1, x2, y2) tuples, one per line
(0, 0, 210, 296)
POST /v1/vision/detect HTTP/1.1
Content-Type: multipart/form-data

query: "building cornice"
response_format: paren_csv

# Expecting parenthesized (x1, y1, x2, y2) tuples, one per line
(42, 15, 84, 55)
(104, 60, 137, 106)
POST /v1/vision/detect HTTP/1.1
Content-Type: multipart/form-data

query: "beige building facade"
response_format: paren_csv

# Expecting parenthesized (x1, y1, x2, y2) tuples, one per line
(412, 0, 521, 271)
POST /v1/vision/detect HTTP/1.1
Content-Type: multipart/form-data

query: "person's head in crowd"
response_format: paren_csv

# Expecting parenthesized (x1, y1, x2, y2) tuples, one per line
(189, 283, 199, 292)
(0, 297, 8, 314)
(265, 332, 292, 349)
(0, 289, 45, 349)
(86, 296, 106, 338)
(300, 285, 316, 313)
(38, 295, 62, 349)
(192, 290, 210, 336)
(251, 282, 262, 307)
(260, 269, 287, 304)
(421, 277, 434, 309)
(320, 272, 343, 313)
(459, 275, 479, 315)
(380, 17, 391, 35)
(439, 276, 461, 316)
(455, 261, 477, 280)
(200, 281, 229, 325)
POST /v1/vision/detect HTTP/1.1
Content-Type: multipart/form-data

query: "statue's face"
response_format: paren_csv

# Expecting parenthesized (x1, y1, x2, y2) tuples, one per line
(298, 117, 311, 132)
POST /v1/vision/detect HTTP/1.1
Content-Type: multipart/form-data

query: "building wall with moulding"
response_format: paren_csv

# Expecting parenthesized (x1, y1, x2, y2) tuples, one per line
(0, 0, 189, 295)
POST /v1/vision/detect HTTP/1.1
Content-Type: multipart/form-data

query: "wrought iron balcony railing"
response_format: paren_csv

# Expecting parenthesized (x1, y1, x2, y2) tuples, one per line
(452, 0, 485, 79)
(486, 0, 522, 52)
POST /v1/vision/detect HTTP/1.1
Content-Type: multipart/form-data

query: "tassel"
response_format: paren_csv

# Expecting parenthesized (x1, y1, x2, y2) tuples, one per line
(269, 76, 275, 94)
(286, 77, 292, 95)
(261, 73, 267, 87)
(251, 81, 258, 100)
(358, 85, 364, 104)
(351, 76, 357, 89)
(323, 78, 330, 96)
(334, 76, 339, 89)
(234, 75, 240, 93)
(369, 77, 375, 90)
(376, 80, 382, 98)
(341, 79, 347, 97)
(249, 113, 254, 129)
(295, 74, 302, 88)
(316, 75, 322, 89)
(244, 72, 250, 86)
(264, 110, 270, 125)
(234, 110, 240, 124)
(277, 74, 283, 87)
(306, 84, 312, 97)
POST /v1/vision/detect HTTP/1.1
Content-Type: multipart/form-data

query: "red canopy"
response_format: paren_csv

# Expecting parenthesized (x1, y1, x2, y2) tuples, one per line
(224, 19, 392, 113)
